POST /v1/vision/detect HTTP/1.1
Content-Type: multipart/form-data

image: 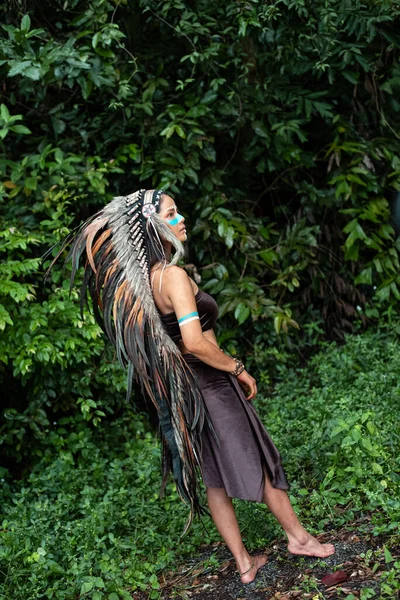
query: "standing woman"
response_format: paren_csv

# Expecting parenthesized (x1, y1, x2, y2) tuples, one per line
(49, 189, 334, 584)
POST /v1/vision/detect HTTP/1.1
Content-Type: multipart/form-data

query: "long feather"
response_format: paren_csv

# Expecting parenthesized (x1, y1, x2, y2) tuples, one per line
(47, 191, 215, 529)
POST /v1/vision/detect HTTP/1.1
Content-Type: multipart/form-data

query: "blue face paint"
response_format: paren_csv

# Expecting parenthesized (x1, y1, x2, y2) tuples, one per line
(166, 213, 184, 226)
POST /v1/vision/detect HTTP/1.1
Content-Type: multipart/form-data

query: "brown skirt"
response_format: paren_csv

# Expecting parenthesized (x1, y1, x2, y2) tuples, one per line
(184, 354, 290, 502)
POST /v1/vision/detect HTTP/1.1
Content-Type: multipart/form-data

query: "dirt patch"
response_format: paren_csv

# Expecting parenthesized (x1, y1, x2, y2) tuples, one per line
(132, 526, 399, 600)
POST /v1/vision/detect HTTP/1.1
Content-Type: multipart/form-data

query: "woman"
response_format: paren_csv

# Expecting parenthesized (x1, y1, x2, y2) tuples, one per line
(50, 189, 334, 584)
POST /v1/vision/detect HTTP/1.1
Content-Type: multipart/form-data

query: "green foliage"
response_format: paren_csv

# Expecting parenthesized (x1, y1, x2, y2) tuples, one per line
(255, 324, 400, 534)
(1, 326, 399, 598)
(1, 0, 400, 528)
(1, 2, 400, 596)
(0, 410, 217, 599)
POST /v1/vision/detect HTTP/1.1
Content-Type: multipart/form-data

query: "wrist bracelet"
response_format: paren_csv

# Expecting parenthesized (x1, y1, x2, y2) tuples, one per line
(230, 358, 245, 377)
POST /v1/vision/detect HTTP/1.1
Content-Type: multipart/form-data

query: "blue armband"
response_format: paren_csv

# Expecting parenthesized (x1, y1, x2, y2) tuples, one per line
(178, 311, 199, 326)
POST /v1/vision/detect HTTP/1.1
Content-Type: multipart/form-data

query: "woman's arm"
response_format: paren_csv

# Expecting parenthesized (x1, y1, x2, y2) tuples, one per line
(163, 266, 257, 400)
(163, 266, 237, 372)
(164, 266, 236, 371)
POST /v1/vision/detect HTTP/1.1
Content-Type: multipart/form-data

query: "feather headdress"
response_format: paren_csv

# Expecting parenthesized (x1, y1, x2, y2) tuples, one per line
(45, 189, 211, 531)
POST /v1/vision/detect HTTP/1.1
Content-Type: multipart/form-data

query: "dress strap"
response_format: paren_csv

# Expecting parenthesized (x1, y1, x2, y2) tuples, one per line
(150, 260, 168, 293)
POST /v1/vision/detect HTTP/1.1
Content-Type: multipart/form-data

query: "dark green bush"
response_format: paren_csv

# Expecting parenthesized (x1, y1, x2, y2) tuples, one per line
(1, 0, 400, 518)
(1, 326, 399, 598)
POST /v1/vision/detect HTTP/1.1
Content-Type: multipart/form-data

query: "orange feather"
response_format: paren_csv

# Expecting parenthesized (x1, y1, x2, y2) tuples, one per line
(85, 217, 108, 273)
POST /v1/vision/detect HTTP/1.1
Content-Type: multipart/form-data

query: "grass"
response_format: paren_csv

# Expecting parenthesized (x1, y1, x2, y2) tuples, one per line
(0, 324, 399, 599)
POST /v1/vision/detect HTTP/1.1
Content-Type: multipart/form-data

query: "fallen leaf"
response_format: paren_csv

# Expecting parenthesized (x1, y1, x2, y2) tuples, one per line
(219, 559, 233, 572)
(321, 570, 348, 587)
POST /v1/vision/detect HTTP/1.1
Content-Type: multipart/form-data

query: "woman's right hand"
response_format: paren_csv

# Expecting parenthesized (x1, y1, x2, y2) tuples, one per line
(236, 369, 257, 401)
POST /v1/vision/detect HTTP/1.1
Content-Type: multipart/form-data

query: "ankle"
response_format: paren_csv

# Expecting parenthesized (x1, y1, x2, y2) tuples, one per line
(235, 550, 252, 572)
(286, 527, 309, 546)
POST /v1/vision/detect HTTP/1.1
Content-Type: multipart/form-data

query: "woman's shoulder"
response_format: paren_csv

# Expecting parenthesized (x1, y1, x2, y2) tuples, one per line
(164, 265, 197, 293)
(164, 264, 188, 282)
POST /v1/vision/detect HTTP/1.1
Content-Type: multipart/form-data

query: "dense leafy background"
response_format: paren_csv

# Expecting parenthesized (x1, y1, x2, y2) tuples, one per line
(1, 327, 400, 598)
(1, 0, 400, 597)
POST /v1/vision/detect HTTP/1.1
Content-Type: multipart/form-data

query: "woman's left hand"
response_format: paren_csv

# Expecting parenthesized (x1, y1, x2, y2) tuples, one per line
(236, 369, 257, 401)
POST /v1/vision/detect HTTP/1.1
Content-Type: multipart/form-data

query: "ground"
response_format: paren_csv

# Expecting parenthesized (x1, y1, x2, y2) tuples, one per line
(132, 519, 399, 600)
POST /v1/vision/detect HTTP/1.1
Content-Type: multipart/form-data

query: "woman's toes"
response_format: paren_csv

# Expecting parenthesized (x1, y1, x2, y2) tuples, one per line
(288, 535, 335, 558)
(325, 543, 335, 555)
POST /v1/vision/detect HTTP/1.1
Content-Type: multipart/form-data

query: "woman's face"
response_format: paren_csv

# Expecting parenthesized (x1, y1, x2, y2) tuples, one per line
(159, 194, 187, 242)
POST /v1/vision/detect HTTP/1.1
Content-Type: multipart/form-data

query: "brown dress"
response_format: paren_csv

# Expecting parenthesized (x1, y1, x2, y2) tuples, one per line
(160, 288, 289, 502)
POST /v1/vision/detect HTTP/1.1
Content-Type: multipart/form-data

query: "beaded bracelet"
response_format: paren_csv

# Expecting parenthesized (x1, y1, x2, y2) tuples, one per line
(230, 358, 245, 377)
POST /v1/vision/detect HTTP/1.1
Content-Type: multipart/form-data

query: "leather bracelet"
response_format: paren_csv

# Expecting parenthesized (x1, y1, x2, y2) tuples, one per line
(230, 358, 245, 377)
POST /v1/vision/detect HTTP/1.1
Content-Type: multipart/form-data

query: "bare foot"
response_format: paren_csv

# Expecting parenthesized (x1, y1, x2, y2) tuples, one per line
(238, 554, 268, 584)
(288, 533, 335, 558)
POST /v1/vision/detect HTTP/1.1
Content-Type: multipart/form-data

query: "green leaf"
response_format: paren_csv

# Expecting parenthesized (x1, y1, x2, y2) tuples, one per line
(347, 174, 367, 186)
(200, 90, 218, 105)
(217, 220, 228, 238)
(160, 124, 175, 139)
(360, 588, 377, 600)
(313, 101, 334, 118)
(344, 242, 360, 261)
(361, 437, 373, 452)
(47, 560, 65, 574)
(24, 66, 41, 80)
(0, 304, 13, 331)
(342, 71, 359, 84)
(80, 582, 94, 594)
(8, 61, 32, 77)
(366, 422, 375, 435)
(274, 315, 282, 334)
(52, 118, 66, 136)
(174, 124, 186, 139)
(371, 462, 383, 474)
(0, 104, 10, 122)
(201, 146, 216, 162)
(21, 14, 31, 32)
(24, 177, 37, 190)
(9, 124, 31, 135)
(354, 267, 372, 285)
(384, 546, 394, 563)
(234, 303, 250, 325)
(380, 29, 400, 46)
(259, 250, 276, 266)
(252, 121, 269, 139)
(225, 226, 234, 248)
(184, 167, 198, 184)
(149, 573, 160, 589)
